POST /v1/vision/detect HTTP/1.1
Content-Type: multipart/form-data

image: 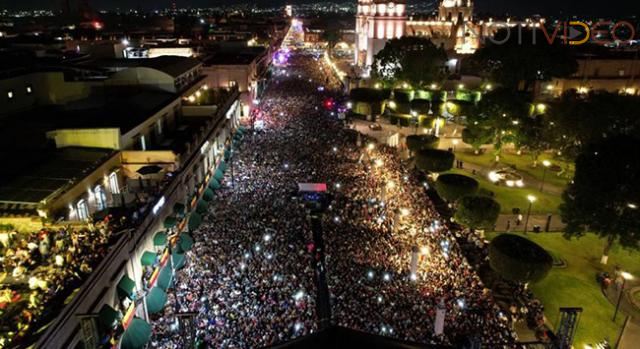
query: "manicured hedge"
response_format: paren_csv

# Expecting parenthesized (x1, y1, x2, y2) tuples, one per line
(489, 233, 553, 283)
(415, 148, 454, 173)
(454, 195, 500, 229)
(434, 173, 479, 202)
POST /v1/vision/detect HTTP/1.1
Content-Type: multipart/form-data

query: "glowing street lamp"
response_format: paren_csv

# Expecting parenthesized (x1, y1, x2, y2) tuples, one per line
(367, 143, 375, 151)
(613, 271, 634, 322)
(540, 160, 552, 192)
(523, 195, 537, 234)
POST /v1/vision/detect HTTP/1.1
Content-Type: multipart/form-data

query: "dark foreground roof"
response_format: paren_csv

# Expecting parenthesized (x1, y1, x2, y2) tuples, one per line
(264, 326, 452, 349)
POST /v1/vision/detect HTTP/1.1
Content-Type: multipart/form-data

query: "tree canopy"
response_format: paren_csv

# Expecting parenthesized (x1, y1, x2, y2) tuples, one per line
(468, 88, 532, 159)
(471, 28, 577, 92)
(560, 135, 640, 263)
(371, 36, 448, 88)
(489, 234, 553, 283)
(454, 195, 501, 229)
(434, 174, 479, 203)
(461, 127, 492, 154)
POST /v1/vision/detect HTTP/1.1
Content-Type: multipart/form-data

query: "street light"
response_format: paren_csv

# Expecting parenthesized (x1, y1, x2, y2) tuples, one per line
(523, 195, 536, 234)
(452, 139, 459, 152)
(613, 271, 634, 322)
(540, 160, 551, 192)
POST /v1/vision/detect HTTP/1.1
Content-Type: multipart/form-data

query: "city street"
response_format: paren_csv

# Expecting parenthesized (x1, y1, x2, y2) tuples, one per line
(152, 42, 517, 347)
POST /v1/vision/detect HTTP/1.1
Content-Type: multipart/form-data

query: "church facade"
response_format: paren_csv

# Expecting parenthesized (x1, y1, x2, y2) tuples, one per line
(354, 0, 514, 68)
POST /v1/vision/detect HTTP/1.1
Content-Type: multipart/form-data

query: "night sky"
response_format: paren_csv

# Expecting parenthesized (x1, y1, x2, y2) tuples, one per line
(0, 0, 638, 17)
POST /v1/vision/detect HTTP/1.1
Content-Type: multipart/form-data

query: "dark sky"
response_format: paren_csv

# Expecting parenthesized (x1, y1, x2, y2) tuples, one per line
(1, 0, 639, 17)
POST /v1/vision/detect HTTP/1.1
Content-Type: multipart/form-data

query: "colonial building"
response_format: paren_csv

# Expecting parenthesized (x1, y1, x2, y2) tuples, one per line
(354, 0, 514, 68)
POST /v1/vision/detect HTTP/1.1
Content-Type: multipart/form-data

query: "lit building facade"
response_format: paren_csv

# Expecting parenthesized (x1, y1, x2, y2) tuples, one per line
(355, 0, 513, 68)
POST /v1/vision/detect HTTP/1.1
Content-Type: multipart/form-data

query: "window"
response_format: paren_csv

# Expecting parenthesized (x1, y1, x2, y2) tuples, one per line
(109, 172, 120, 194)
(228, 80, 238, 88)
(7, 90, 14, 99)
(94, 185, 107, 210)
(77, 199, 89, 220)
(138, 135, 147, 151)
(26, 85, 32, 94)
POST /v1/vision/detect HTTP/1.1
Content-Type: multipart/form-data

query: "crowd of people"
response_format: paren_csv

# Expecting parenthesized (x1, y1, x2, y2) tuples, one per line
(151, 44, 519, 347)
(0, 222, 115, 347)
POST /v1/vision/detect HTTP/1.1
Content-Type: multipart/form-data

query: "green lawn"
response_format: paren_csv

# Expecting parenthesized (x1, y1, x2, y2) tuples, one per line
(455, 149, 574, 189)
(446, 169, 563, 214)
(486, 232, 639, 347)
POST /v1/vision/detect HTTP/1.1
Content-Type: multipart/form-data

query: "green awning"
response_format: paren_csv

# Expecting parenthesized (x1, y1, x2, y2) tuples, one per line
(202, 188, 214, 202)
(196, 200, 208, 214)
(117, 274, 136, 299)
(208, 178, 221, 190)
(146, 287, 167, 314)
(163, 216, 177, 229)
(121, 318, 152, 349)
(153, 232, 167, 246)
(179, 233, 194, 252)
(218, 161, 228, 172)
(172, 252, 186, 269)
(157, 264, 173, 291)
(188, 212, 202, 232)
(237, 125, 246, 132)
(214, 169, 224, 181)
(98, 304, 120, 329)
(140, 251, 158, 266)
(224, 149, 231, 161)
(173, 203, 185, 216)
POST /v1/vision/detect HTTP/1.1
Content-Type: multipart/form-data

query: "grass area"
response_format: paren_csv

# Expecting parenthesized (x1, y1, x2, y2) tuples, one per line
(446, 168, 563, 214)
(455, 149, 574, 189)
(486, 232, 639, 347)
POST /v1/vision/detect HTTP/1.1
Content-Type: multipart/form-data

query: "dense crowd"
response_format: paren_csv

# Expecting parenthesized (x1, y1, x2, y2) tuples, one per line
(0, 223, 114, 346)
(151, 46, 518, 348)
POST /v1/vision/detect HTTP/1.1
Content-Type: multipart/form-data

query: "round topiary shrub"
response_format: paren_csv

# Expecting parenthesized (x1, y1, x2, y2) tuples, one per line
(415, 148, 454, 173)
(434, 173, 479, 202)
(489, 234, 553, 283)
(454, 195, 500, 229)
(406, 135, 440, 154)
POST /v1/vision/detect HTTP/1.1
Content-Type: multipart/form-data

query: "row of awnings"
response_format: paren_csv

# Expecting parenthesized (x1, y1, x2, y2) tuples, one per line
(113, 128, 247, 348)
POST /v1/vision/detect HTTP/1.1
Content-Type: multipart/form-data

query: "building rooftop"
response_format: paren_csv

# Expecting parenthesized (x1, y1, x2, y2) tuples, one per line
(0, 147, 114, 206)
(83, 55, 201, 77)
(1, 88, 176, 136)
(202, 46, 267, 66)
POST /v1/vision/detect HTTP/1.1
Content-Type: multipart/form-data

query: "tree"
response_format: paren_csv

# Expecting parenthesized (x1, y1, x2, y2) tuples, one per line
(560, 135, 640, 264)
(406, 135, 439, 155)
(461, 127, 492, 154)
(469, 88, 531, 161)
(371, 36, 448, 88)
(415, 149, 454, 173)
(322, 27, 341, 55)
(472, 28, 577, 92)
(489, 234, 553, 283)
(514, 114, 551, 166)
(434, 174, 479, 203)
(454, 195, 501, 229)
(547, 91, 640, 170)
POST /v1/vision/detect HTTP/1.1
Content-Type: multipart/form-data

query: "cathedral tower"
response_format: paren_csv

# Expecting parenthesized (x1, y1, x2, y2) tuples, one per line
(354, 0, 407, 68)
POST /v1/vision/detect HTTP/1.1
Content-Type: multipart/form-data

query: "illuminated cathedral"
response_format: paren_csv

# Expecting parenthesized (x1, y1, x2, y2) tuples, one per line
(355, 0, 514, 68)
